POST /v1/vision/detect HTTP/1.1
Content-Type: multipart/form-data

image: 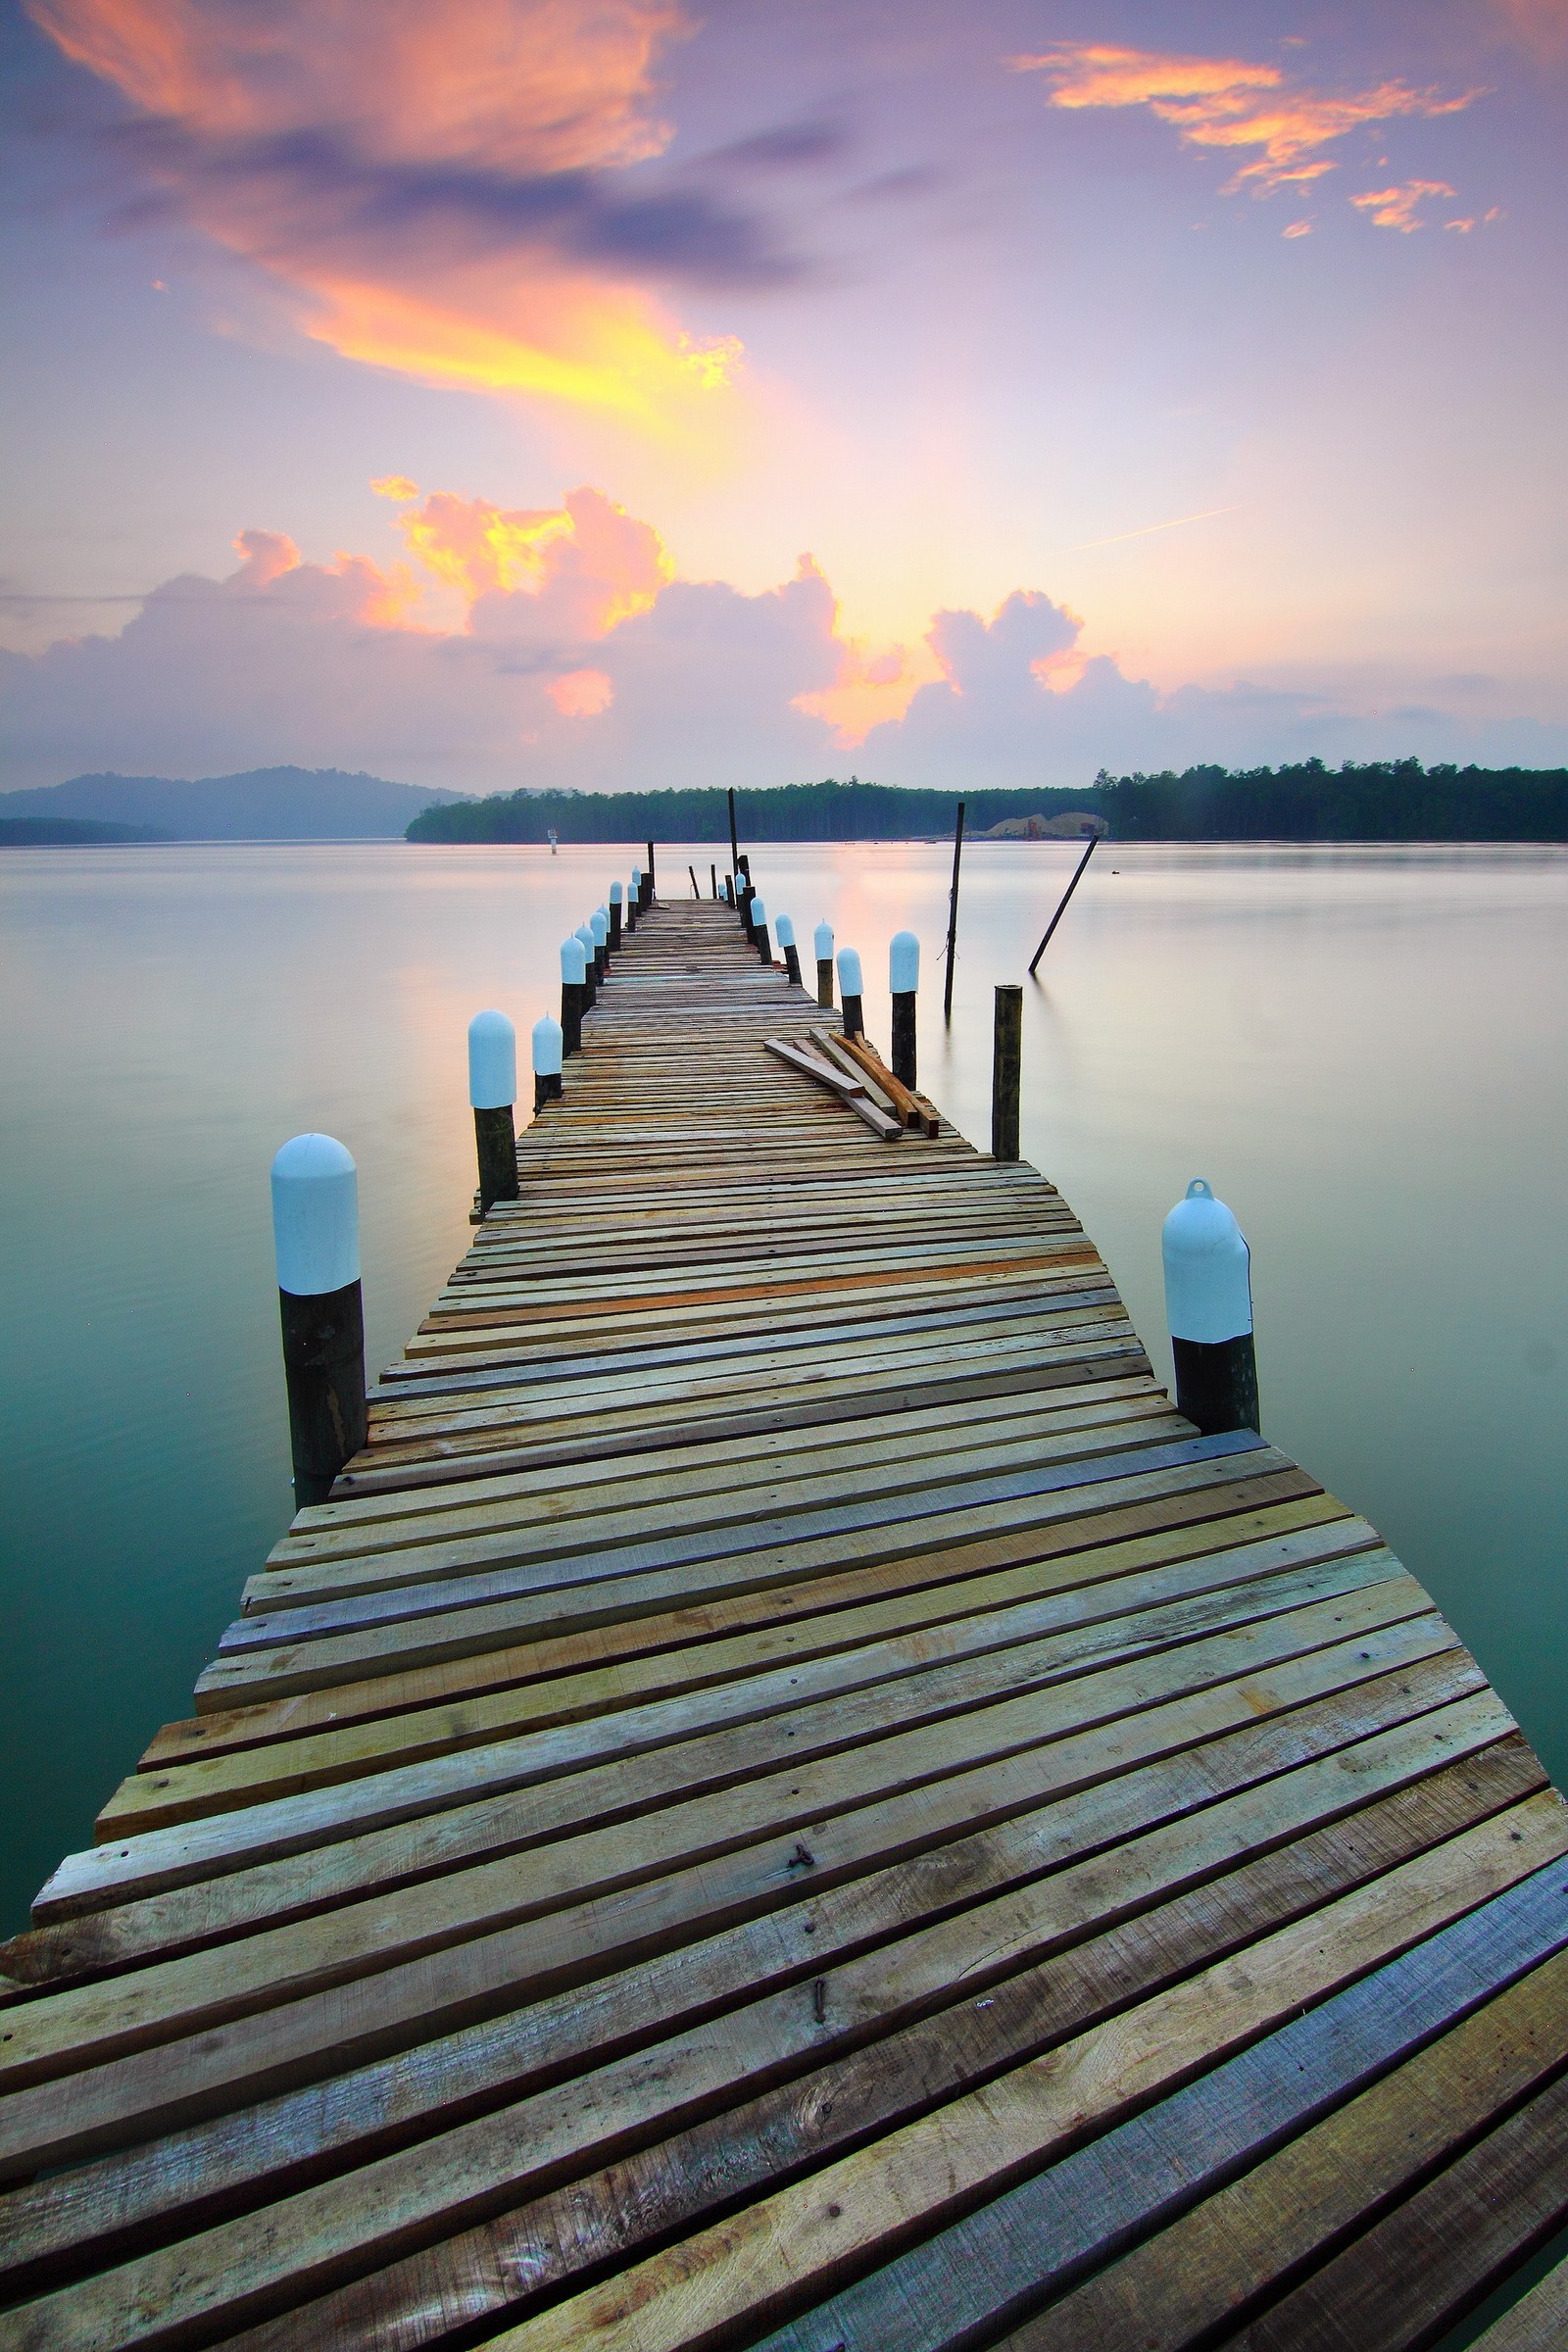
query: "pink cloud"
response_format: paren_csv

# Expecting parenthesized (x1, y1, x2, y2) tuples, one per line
(1013, 42, 1481, 201)
(1349, 179, 1457, 230)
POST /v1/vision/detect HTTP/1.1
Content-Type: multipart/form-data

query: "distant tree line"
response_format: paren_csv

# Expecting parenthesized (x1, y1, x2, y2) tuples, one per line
(406, 760, 1568, 845)
(1091, 759, 1568, 841)
(407, 778, 1099, 843)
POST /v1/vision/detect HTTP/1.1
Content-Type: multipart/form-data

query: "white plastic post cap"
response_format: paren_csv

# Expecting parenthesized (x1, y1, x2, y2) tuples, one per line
(575, 921, 595, 951)
(751, 900, 766, 924)
(271, 1133, 360, 1297)
(774, 913, 796, 948)
(590, 908, 609, 944)
(631, 865, 642, 884)
(468, 1008, 517, 1109)
(610, 880, 623, 903)
(560, 935, 587, 982)
(837, 946, 863, 996)
(532, 1014, 564, 1075)
(1162, 1178, 1253, 1344)
(890, 930, 920, 994)
(814, 919, 834, 959)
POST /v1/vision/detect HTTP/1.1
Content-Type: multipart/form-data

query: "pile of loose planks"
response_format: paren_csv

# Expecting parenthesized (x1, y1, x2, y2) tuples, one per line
(2, 896, 1567, 2352)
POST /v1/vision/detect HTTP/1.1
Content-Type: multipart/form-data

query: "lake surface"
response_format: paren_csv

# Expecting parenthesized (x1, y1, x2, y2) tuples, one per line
(3, 839, 1566, 1940)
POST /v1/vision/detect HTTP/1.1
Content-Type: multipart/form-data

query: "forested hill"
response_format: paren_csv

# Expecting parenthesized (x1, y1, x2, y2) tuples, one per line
(408, 780, 1095, 842)
(407, 761, 1568, 845)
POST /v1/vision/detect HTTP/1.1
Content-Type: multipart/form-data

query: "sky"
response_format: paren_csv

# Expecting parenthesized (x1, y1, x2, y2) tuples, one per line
(1, 0, 1565, 795)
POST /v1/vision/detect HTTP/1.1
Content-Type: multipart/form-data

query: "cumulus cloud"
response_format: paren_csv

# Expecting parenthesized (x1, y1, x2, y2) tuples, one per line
(1012, 41, 1481, 205)
(24, 0, 760, 426)
(4, 480, 1564, 796)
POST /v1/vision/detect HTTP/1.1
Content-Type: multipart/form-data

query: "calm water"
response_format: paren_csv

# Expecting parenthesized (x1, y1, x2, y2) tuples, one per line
(2, 840, 1566, 1940)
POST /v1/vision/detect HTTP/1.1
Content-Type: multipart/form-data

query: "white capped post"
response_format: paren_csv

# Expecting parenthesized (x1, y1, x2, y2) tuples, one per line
(814, 919, 834, 1009)
(1162, 1178, 1259, 1435)
(560, 934, 587, 1055)
(609, 878, 624, 950)
(775, 912, 803, 987)
(751, 897, 772, 963)
(532, 1013, 564, 1110)
(837, 946, 864, 1038)
(468, 1009, 519, 1213)
(589, 906, 609, 982)
(270, 1133, 367, 1507)
(575, 920, 598, 1006)
(889, 929, 919, 1088)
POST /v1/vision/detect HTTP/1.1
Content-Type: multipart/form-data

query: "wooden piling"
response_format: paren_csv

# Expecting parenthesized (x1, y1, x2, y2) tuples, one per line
(943, 799, 965, 1020)
(992, 981, 1022, 1160)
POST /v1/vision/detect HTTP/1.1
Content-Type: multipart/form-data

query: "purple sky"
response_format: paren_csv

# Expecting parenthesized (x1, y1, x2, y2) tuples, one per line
(3, 0, 1565, 793)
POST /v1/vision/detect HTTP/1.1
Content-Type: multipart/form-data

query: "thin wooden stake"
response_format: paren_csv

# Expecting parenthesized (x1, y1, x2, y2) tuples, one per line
(728, 786, 740, 880)
(943, 799, 965, 1021)
(689, 864, 700, 899)
(1028, 833, 1098, 975)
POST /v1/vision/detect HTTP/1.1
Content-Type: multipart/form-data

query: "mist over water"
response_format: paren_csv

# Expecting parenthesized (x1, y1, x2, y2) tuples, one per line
(2, 839, 1565, 1933)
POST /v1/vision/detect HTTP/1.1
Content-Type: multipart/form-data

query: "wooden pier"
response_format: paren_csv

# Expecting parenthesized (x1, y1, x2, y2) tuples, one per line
(4, 897, 1567, 2350)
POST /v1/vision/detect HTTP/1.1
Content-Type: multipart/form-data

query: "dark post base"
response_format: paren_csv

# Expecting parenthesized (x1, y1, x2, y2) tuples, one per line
(533, 1071, 564, 1113)
(784, 944, 803, 986)
(992, 983, 1022, 1161)
(816, 957, 834, 1008)
(1172, 1333, 1260, 1436)
(594, 946, 607, 984)
(891, 991, 916, 1089)
(710, 864, 718, 899)
(561, 981, 582, 1056)
(610, 906, 622, 950)
(756, 923, 772, 962)
(474, 1103, 518, 1212)
(842, 991, 864, 1039)
(279, 1278, 368, 1508)
(645, 841, 656, 903)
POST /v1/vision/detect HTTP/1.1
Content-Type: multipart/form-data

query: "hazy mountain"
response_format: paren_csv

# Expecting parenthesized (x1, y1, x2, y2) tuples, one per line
(0, 767, 468, 840)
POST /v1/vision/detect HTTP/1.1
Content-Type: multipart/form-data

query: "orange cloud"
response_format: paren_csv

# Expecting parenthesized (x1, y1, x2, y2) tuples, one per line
(379, 481, 672, 633)
(548, 667, 614, 716)
(1350, 179, 1456, 230)
(1012, 42, 1480, 199)
(308, 274, 741, 428)
(788, 557, 941, 745)
(24, 0, 746, 435)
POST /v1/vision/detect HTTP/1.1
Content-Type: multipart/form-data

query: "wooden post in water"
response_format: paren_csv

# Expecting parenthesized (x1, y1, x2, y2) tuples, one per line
(991, 984, 1022, 1161)
(1029, 834, 1098, 975)
(751, 898, 772, 962)
(815, 919, 834, 1008)
(943, 800, 965, 1021)
(890, 930, 919, 1089)
(644, 841, 656, 906)
(689, 864, 701, 899)
(560, 935, 586, 1055)
(271, 1133, 368, 1508)
(728, 786, 740, 882)
(628, 868, 641, 932)
(710, 862, 718, 900)
(1163, 1179, 1260, 1435)
(609, 880, 623, 950)
(469, 1009, 519, 1212)
(775, 913, 803, 986)
(838, 946, 864, 1038)
(589, 907, 609, 982)
(532, 1014, 564, 1112)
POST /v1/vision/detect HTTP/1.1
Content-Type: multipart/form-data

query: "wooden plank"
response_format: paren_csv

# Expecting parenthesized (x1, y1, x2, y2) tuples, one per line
(993, 1948, 1568, 2350)
(1466, 2257, 1568, 2352)
(2, 1733, 1536, 2345)
(389, 1809, 1568, 2352)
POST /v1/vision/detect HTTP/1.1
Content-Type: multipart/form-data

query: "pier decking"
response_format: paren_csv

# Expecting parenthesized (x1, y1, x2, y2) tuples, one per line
(4, 898, 1567, 2349)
